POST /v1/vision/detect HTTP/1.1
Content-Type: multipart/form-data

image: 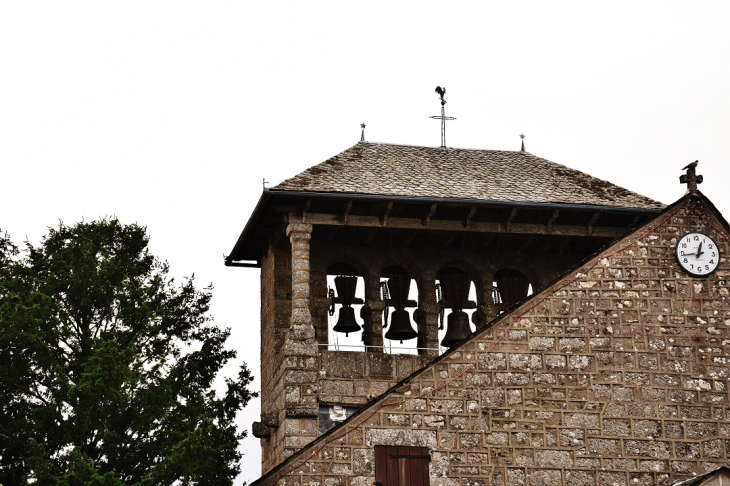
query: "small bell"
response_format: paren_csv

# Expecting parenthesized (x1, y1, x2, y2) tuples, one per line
(332, 276, 361, 336)
(440, 311, 472, 348)
(384, 309, 418, 343)
(383, 275, 418, 343)
(333, 306, 361, 336)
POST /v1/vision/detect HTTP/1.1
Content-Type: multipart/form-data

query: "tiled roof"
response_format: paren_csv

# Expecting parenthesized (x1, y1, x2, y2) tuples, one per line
(272, 142, 664, 210)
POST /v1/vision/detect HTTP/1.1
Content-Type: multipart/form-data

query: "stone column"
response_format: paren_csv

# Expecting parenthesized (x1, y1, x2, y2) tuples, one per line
(363, 268, 385, 352)
(280, 223, 318, 460)
(287, 223, 313, 328)
(479, 270, 499, 326)
(416, 269, 440, 356)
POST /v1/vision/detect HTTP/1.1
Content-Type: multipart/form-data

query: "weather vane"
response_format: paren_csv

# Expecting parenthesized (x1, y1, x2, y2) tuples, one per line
(430, 86, 456, 148)
(360, 123, 366, 142)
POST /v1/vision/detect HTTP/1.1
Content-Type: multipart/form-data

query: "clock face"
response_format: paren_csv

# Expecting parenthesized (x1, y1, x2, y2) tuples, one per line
(676, 232, 720, 277)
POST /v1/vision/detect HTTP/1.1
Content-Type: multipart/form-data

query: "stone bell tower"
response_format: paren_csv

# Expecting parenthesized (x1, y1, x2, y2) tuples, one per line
(225, 141, 664, 474)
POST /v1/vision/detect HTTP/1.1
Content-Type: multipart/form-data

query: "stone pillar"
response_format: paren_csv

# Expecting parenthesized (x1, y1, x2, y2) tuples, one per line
(363, 268, 385, 352)
(416, 269, 440, 356)
(280, 222, 319, 461)
(287, 223, 313, 328)
(479, 270, 499, 325)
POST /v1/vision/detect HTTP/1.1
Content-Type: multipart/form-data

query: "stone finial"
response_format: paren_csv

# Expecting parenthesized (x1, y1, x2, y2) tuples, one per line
(680, 160, 703, 194)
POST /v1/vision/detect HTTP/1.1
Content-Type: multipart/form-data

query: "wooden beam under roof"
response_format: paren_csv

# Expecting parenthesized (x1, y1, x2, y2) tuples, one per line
(302, 211, 628, 238)
(464, 205, 477, 229)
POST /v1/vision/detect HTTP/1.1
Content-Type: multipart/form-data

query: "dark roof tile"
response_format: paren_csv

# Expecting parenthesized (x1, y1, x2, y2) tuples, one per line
(273, 142, 664, 210)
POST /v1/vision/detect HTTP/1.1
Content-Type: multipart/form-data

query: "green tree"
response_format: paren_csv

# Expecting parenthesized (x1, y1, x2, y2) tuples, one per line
(0, 220, 256, 485)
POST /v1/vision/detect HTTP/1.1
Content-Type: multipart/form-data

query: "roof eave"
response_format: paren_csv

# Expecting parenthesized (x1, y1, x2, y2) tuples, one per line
(224, 190, 270, 267)
(266, 188, 665, 214)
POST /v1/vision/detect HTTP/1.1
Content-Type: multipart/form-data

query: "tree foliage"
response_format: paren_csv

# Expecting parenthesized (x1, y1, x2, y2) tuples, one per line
(0, 220, 256, 485)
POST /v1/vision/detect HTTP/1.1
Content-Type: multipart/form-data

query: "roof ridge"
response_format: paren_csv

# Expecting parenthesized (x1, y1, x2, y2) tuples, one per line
(356, 140, 531, 154)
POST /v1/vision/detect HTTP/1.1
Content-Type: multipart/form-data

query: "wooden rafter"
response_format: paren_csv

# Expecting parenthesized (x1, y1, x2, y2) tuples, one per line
(382, 201, 393, 226)
(464, 205, 477, 229)
(423, 203, 438, 227)
(547, 210, 560, 230)
(587, 212, 600, 235)
(302, 211, 627, 238)
(341, 200, 353, 225)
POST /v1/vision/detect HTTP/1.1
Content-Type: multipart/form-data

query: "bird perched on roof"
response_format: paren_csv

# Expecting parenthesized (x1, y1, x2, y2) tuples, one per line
(683, 160, 699, 170)
(435, 86, 446, 102)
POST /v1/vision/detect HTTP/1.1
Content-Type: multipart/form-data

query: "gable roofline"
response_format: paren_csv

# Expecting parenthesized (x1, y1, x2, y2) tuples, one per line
(248, 189, 725, 486)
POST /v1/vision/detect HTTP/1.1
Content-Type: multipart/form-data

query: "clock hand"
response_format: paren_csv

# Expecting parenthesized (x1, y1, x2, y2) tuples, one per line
(696, 242, 703, 258)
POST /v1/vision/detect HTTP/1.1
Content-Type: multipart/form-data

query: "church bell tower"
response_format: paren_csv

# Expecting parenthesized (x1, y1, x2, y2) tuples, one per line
(225, 140, 664, 474)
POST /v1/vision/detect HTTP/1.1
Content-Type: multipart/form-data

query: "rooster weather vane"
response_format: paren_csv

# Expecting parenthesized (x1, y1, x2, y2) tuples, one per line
(430, 86, 456, 148)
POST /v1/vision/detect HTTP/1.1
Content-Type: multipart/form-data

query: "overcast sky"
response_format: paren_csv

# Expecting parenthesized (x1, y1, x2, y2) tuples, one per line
(2, 2, 729, 483)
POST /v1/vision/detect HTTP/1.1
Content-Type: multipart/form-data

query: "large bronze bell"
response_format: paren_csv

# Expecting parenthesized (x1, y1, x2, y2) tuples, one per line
(333, 306, 361, 336)
(383, 275, 418, 343)
(385, 309, 418, 343)
(440, 310, 472, 348)
(332, 276, 361, 336)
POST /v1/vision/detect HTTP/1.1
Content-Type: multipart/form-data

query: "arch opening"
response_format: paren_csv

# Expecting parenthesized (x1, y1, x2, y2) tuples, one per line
(435, 267, 478, 354)
(380, 265, 419, 355)
(493, 268, 533, 314)
(326, 263, 365, 352)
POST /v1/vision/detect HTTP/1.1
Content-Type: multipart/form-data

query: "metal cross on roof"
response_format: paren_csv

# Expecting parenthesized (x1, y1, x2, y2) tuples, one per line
(430, 86, 456, 148)
(680, 160, 703, 194)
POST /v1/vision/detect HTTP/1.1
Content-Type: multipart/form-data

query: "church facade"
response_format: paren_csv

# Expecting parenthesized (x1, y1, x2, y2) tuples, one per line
(227, 141, 729, 485)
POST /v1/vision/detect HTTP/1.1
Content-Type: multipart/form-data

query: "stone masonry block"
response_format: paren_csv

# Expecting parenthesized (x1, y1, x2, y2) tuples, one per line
(366, 353, 394, 379)
(285, 405, 319, 418)
(566, 470, 596, 486)
(587, 438, 618, 454)
(565, 413, 598, 427)
(535, 449, 573, 467)
(529, 337, 555, 351)
(625, 440, 671, 458)
(364, 428, 437, 448)
(284, 338, 319, 357)
(323, 351, 365, 379)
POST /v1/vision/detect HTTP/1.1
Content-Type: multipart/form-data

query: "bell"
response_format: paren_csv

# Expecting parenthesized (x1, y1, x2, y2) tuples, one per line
(333, 306, 361, 336)
(437, 267, 470, 309)
(384, 309, 418, 343)
(334, 276, 357, 305)
(496, 270, 529, 309)
(440, 310, 472, 348)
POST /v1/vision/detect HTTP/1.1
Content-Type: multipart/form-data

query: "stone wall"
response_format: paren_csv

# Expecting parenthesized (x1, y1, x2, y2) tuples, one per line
(257, 221, 585, 474)
(253, 195, 730, 486)
(320, 351, 435, 406)
(259, 244, 292, 471)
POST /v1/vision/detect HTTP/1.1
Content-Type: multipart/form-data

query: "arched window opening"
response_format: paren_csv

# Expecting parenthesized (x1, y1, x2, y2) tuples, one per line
(492, 269, 532, 314)
(327, 263, 365, 352)
(380, 266, 419, 355)
(436, 267, 477, 354)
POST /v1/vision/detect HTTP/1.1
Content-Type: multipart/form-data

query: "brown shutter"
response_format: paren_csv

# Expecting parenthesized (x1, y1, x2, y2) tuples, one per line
(374, 446, 430, 486)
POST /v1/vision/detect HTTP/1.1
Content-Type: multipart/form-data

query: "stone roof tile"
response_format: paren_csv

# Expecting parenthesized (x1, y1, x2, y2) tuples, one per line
(273, 142, 664, 210)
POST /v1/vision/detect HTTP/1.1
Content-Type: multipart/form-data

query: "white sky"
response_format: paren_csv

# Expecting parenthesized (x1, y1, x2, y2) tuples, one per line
(2, 2, 729, 483)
